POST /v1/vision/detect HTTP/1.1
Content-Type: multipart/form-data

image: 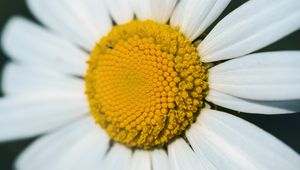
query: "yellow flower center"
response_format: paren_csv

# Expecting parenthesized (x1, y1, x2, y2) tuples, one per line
(85, 20, 207, 149)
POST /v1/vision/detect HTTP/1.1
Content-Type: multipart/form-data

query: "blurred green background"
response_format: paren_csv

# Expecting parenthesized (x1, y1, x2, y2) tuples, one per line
(0, 0, 299, 170)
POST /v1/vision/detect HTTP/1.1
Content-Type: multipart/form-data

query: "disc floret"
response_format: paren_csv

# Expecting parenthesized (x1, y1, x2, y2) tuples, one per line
(86, 20, 207, 149)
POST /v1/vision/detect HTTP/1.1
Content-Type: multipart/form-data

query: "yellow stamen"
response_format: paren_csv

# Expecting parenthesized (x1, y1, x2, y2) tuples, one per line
(85, 20, 207, 149)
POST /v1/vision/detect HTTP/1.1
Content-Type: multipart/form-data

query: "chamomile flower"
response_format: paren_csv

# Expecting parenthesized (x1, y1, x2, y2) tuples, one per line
(1, 0, 300, 169)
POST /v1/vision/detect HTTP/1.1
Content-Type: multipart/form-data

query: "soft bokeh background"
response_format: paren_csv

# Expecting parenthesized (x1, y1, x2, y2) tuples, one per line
(0, 0, 299, 170)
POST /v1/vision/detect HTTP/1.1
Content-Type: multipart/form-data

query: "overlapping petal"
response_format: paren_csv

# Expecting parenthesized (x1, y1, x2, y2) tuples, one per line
(171, 0, 230, 41)
(130, 150, 151, 170)
(186, 109, 300, 169)
(199, 0, 300, 62)
(104, 0, 134, 24)
(206, 90, 300, 114)
(130, 0, 177, 23)
(2, 64, 84, 95)
(26, 0, 112, 50)
(1, 17, 87, 76)
(168, 138, 204, 170)
(208, 51, 300, 100)
(0, 92, 88, 141)
(151, 150, 170, 170)
(15, 117, 109, 170)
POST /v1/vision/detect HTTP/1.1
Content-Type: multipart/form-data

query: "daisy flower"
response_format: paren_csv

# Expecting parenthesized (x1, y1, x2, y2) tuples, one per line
(1, 0, 300, 169)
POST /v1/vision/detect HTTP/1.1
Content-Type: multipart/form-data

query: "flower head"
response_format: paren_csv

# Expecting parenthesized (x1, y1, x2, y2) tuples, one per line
(1, 0, 300, 169)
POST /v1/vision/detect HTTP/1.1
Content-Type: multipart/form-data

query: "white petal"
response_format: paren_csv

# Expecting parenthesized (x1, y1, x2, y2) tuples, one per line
(3, 63, 84, 95)
(129, 0, 151, 20)
(102, 144, 132, 170)
(104, 0, 134, 24)
(1, 17, 87, 75)
(168, 138, 205, 170)
(206, 90, 300, 114)
(209, 51, 300, 100)
(199, 0, 300, 62)
(130, 0, 177, 23)
(0, 91, 88, 142)
(186, 109, 300, 170)
(151, 149, 169, 170)
(50, 127, 109, 170)
(26, 0, 112, 50)
(15, 117, 109, 170)
(171, 0, 230, 41)
(130, 150, 151, 170)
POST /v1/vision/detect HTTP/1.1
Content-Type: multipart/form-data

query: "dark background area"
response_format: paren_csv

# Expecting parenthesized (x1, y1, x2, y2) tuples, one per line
(0, 0, 299, 170)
